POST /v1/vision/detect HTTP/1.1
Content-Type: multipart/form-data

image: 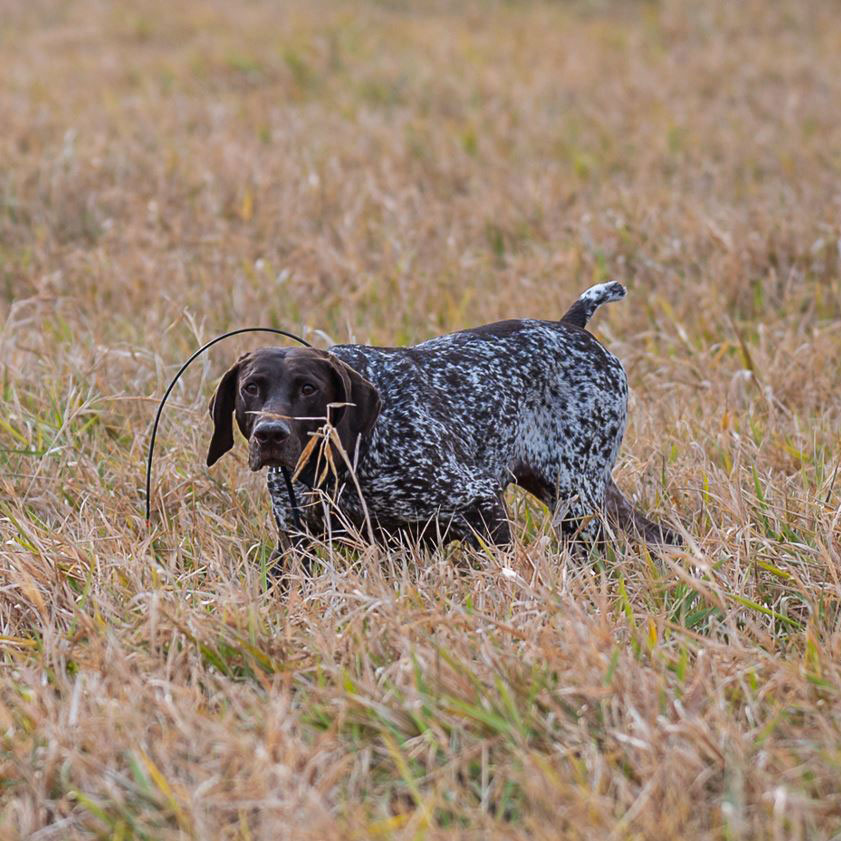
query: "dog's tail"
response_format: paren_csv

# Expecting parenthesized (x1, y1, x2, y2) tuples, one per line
(561, 281, 626, 328)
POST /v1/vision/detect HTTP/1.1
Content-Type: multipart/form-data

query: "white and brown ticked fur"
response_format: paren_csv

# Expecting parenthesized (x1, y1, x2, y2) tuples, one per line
(207, 281, 680, 562)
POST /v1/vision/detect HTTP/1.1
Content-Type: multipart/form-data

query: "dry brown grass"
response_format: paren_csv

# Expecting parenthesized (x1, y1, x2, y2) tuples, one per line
(2, 0, 841, 838)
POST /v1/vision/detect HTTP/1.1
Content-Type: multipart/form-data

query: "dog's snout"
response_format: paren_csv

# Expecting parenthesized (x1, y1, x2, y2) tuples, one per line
(253, 421, 290, 446)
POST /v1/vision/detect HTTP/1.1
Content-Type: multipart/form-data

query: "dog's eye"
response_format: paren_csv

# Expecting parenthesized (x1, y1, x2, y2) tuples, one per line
(242, 382, 260, 396)
(300, 383, 317, 396)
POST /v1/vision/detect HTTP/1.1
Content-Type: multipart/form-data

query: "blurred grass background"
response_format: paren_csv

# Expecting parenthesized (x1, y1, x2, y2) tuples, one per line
(1, 1, 840, 838)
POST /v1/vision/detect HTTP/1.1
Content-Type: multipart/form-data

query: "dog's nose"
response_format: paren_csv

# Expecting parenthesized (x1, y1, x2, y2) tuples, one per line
(253, 421, 290, 446)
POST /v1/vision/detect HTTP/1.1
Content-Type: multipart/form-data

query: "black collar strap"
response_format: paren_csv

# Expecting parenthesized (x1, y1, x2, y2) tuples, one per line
(280, 465, 303, 533)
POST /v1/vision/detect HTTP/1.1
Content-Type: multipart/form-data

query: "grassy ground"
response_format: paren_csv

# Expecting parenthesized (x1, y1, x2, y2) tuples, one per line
(2, 0, 840, 837)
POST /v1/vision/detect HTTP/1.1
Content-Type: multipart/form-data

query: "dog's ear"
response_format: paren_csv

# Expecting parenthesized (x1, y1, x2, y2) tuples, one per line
(206, 356, 246, 467)
(327, 356, 381, 463)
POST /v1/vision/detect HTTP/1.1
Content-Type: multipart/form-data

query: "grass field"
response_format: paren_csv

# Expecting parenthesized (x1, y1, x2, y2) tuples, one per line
(2, 0, 841, 838)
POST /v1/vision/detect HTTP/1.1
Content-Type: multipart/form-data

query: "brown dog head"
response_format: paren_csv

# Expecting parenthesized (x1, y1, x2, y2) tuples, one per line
(206, 347, 381, 480)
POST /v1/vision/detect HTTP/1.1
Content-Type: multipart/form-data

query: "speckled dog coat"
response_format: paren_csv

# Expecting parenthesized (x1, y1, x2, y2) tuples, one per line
(260, 281, 678, 549)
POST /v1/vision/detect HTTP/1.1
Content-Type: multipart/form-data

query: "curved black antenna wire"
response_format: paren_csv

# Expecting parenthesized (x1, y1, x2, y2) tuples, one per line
(145, 327, 312, 525)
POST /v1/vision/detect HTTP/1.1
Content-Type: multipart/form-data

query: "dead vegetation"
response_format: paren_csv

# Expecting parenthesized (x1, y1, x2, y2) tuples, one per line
(1, 0, 840, 838)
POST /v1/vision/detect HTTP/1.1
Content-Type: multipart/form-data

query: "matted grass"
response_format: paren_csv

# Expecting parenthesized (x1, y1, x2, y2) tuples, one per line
(2, 0, 840, 838)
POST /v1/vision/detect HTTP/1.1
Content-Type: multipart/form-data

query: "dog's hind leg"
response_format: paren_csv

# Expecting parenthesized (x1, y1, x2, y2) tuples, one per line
(603, 478, 682, 546)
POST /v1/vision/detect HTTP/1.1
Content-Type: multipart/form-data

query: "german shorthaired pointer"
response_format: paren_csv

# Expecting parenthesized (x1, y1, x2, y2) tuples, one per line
(207, 282, 680, 558)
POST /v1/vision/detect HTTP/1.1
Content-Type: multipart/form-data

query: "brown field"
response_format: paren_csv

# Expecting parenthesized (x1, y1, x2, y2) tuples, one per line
(2, 0, 841, 838)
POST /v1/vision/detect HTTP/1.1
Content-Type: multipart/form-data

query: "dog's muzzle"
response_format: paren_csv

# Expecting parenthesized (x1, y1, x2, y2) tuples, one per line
(249, 420, 294, 470)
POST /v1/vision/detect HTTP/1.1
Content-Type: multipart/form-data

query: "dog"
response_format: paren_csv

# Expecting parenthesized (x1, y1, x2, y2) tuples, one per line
(207, 281, 680, 561)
